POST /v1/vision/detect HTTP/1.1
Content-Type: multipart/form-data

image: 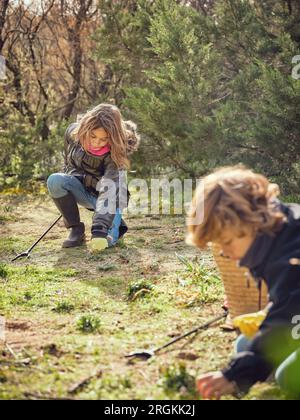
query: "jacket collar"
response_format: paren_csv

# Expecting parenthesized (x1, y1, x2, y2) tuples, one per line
(239, 200, 288, 272)
(239, 232, 275, 271)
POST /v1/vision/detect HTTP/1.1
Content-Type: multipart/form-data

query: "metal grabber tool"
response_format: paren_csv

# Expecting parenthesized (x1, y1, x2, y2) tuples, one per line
(11, 215, 62, 262)
(125, 309, 228, 361)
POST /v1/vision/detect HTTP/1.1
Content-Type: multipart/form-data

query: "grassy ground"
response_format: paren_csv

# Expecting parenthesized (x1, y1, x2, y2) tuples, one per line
(0, 193, 285, 400)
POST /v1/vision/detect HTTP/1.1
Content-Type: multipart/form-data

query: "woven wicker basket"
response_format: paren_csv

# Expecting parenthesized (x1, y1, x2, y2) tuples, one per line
(211, 243, 269, 318)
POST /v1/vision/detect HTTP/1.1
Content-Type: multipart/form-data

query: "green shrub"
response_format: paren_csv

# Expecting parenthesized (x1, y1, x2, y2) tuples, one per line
(76, 314, 102, 334)
(53, 301, 75, 314)
(0, 264, 8, 279)
(127, 279, 154, 301)
(160, 363, 196, 398)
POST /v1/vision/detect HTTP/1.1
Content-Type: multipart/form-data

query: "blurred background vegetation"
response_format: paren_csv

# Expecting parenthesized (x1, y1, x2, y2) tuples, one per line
(0, 0, 299, 194)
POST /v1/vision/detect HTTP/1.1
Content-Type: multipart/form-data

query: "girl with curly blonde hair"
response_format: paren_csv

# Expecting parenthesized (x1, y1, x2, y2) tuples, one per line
(47, 103, 140, 251)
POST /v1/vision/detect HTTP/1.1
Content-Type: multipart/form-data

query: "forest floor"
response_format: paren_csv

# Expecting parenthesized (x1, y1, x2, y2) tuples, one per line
(0, 193, 285, 400)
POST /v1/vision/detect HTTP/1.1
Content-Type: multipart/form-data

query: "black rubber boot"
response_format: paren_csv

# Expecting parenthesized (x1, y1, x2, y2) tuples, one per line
(51, 193, 85, 248)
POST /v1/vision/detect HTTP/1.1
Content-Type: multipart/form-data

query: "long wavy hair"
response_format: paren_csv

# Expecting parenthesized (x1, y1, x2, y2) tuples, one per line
(186, 165, 287, 249)
(71, 104, 140, 169)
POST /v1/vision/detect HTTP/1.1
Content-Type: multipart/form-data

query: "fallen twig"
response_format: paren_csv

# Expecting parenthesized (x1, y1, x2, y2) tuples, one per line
(68, 369, 103, 395)
(0, 358, 32, 367)
(5, 343, 18, 360)
(24, 392, 75, 401)
(131, 289, 151, 302)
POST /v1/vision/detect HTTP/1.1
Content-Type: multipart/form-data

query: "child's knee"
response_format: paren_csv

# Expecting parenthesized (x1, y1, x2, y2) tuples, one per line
(275, 351, 300, 396)
(47, 173, 66, 197)
(275, 363, 295, 395)
(275, 364, 285, 390)
(235, 335, 250, 354)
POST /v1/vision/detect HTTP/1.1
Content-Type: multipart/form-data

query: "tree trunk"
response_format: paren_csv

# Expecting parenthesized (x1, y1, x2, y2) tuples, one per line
(62, 0, 94, 119)
(0, 0, 10, 53)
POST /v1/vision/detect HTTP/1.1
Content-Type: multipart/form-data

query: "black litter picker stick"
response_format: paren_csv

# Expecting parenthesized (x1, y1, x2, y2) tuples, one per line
(11, 215, 62, 262)
(125, 309, 228, 361)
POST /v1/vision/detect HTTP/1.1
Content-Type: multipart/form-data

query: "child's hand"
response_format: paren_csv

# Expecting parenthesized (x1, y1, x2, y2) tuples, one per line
(196, 372, 236, 400)
(90, 238, 108, 253)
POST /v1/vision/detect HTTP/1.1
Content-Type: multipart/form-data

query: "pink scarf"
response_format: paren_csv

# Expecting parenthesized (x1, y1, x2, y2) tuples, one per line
(87, 144, 111, 156)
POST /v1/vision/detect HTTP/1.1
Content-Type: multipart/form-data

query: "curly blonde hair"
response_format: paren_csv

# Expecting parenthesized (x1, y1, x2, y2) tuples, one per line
(187, 165, 286, 249)
(71, 103, 140, 169)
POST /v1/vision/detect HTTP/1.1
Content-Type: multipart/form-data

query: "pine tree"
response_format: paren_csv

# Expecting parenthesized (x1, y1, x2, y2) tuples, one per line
(212, 0, 300, 190)
(125, 0, 224, 177)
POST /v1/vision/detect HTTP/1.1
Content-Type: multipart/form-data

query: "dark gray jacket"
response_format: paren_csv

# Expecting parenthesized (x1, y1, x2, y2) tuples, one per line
(222, 202, 300, 394)
(64, 122, 139, 238)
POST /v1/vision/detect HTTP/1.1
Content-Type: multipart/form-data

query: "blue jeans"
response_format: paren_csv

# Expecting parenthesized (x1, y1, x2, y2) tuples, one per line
(47, 173, 122, 246)
(235, 335, 300, 396)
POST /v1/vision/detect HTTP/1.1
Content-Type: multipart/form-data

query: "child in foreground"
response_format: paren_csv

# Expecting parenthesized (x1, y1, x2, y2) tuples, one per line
(187, 166, 300, 399)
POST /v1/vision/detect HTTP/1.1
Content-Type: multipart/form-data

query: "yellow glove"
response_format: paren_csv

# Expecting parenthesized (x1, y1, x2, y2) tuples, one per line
(90, 238, 109, 253)
(233, 310, 267, 339)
